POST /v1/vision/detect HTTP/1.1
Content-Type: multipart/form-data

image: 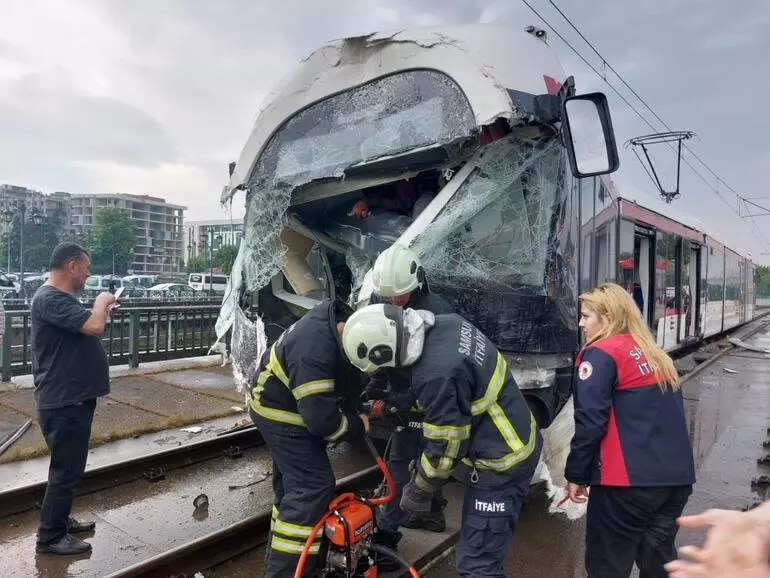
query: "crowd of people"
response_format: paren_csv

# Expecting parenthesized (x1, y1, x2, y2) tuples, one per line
(28, 241, 770, 577)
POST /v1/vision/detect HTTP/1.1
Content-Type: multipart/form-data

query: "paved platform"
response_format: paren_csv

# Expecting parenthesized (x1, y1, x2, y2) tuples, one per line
(0, 360, 246, 464)
(6, 319, 770, 577)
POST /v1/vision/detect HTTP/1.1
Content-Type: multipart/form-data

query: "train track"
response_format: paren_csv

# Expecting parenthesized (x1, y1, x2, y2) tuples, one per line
(0, 425, 264, 518)
(101, 465, 381, 578)
(5, 312, 769, 577)
(95, 313, 770, 578)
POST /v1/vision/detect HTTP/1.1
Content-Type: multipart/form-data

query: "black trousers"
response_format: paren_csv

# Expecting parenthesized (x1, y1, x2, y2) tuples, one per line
(37, 399, 96, 544)
(250, 410, 336, 578)
(585, 485, 693, 578)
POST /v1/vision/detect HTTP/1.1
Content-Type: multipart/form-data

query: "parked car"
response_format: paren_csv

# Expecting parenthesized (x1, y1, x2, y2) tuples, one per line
(188, 273, 229, 295)
(123, 274, 158, 290)
(148, 283, 196, 299)
(83, 275, 148, 298)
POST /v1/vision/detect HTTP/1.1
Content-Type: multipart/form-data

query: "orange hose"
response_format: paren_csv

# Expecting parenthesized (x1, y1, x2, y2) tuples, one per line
(293, 512, 331, 578)
(367, 456, 396, 507)
(294, 438, 398, 576)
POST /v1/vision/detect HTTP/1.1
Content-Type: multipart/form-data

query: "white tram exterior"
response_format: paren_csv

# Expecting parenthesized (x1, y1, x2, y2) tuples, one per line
(583, 176, 756, 352)
(216, 23, 750, 430)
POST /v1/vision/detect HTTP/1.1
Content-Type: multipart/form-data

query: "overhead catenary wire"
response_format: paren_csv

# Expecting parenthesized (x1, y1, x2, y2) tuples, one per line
(521, 0, 770, 252)
(542, 0, 770, 219)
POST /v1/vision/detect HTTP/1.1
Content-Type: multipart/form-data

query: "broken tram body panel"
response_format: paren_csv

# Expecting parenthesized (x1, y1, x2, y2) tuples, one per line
(217, 24, 619, 428)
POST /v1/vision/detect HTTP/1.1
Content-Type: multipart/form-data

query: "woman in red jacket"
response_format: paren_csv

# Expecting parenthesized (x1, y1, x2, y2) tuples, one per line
(565, 283, 695, 578)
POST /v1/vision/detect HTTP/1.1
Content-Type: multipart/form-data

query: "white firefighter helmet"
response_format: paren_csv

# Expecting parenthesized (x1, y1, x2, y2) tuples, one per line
(342, 304, 404, 374)
(371, 244, 425, 298)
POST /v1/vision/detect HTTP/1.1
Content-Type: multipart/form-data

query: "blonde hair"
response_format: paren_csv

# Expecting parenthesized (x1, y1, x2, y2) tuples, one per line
(580, 283, 679, 390)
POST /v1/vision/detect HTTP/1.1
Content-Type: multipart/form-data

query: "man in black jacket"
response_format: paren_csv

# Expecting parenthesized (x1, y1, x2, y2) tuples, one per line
(365, 244, 453, 568)
(343, 304, 542, 577)
(249, 299, 368, 577)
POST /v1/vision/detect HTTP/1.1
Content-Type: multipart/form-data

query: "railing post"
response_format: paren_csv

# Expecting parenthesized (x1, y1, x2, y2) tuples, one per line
(2, 311, 13, 382)
(128, 311, 140, 369)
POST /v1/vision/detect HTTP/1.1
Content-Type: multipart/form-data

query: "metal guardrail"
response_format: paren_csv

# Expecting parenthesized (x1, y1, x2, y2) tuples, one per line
(1, 302, 230, 381)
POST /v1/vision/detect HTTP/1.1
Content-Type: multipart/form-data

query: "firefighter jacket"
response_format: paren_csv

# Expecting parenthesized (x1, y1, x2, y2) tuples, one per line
(409, 314, 542, 491)
(565, 333, 696, 487)
(249, 301, 365, 443)
(367, 287, 454, 405)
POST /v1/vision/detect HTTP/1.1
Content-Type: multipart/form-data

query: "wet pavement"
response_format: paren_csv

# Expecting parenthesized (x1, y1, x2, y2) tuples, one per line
(0, 414, 248, 492)
(424, 322, 770, 577)
(0, 364, 246, 463)
(8, 320, 770, 577)
(0, 441, 373, 577)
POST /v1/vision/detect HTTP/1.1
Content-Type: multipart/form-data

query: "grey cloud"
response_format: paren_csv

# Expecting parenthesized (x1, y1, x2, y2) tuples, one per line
(0, 0, 768, 259)
(0, 73, 175, 167)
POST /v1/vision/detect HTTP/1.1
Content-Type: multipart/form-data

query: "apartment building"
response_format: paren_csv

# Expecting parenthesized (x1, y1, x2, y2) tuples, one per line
(70, 194, 186, 274)
(0, 185, 72, 230)
(184, 219, 243, 262)
(1, 185, 186, 274)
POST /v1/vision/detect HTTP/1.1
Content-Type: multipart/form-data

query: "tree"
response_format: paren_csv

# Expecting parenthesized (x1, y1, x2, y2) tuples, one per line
(214, 244, 239, 275)
(757, 265, 770, 297)
(186, 256, 206, 273)
(0, 210, 64, 272)
(90, 207, 135, 275)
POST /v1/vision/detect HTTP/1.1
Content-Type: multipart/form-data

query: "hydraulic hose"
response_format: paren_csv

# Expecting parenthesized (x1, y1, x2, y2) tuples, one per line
(369, 543, 420, 577)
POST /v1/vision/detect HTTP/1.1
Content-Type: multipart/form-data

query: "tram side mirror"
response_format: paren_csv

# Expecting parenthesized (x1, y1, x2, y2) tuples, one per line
(561, 93, 620, 178)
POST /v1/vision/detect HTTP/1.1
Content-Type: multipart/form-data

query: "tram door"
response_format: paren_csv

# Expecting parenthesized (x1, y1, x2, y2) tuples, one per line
(633, 230, 654, 327)
(677, 244, 701, 342)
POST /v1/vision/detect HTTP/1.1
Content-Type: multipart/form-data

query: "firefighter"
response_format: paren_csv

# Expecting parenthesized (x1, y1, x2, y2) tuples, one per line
(565, 283, 695, 578)
(249, 299, 369, 578)
(343, 304, 542, 578)
(365, 244, 454, 569)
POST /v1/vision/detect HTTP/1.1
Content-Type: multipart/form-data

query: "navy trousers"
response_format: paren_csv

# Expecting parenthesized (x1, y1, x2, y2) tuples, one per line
(455, 476, 533, 577)
(37, 399, 96, 544)
(378, 428, 446, 533)
(585, 485, 693, 578)
(250, 410, 336, 578)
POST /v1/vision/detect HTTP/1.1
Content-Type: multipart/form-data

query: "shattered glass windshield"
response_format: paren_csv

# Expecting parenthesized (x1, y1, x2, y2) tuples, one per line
(217, 69, 477, 342)
(412, 134, 567, 289)
(252, 70, 476, 187)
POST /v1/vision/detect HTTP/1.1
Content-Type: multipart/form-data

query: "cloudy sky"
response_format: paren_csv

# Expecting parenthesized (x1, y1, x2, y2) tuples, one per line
(1, 0, 768, 263)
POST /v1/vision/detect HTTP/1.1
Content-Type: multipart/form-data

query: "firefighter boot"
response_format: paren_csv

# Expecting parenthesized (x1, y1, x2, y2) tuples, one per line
(372, 529, 403, 572)
(401, 511, 446, 532)
(402, 495, 447, 532)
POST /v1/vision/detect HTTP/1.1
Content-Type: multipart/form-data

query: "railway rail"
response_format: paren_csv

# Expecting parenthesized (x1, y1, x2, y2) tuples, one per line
(4, 313, 768, 577)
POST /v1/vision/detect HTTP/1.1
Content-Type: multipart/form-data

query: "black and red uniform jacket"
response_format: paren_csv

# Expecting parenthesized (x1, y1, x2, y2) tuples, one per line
(565, 333, 695, 487)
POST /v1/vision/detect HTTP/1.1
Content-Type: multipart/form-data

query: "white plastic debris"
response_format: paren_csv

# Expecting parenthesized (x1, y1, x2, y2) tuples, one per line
(723, 368, 738, 374)
(532, 397, 588, 520)
(181, 426, 203, 434)
(194, 573, 205, 578)
(231, 406, 244, 412)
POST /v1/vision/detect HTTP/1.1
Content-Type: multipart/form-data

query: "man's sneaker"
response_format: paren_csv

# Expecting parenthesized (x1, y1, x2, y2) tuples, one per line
(401, 511, 446, 533)
(67, 517, 96, 533)
(372, 529, 403, 572)
(36, 534, 92, 556)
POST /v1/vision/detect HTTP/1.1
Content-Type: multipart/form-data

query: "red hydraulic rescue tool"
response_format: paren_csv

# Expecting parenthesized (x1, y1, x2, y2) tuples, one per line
(294, 403, 420, 578)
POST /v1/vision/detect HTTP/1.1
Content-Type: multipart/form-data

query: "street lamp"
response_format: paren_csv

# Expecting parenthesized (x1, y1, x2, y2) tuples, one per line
(3, 202, 43, 299)
(2, 210, 13, 273)
(205, 234, 222, 295)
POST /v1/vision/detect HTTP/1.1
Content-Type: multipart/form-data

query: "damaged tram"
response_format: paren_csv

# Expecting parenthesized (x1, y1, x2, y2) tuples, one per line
(216, 24, 620, 428)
